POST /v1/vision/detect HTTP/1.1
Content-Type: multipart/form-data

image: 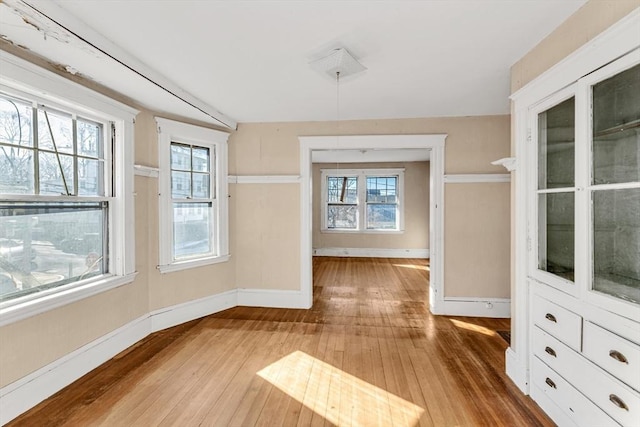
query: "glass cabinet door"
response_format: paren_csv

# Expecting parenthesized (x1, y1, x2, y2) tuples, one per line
(536, 95, 576, 287)
(589, 63, 640, 304)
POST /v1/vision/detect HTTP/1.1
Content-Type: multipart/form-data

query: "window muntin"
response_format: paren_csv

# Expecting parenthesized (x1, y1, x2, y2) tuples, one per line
(170, 142, 215, 261)
(0, 92, 112, 303)
(321, 168, 403, 232)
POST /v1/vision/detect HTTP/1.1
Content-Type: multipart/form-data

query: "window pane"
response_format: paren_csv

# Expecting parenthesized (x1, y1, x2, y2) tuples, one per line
(78, 158, 103, 196)
(38, 109, 73, 154)
(173, 202, 212, 259)
(593, 189, 640, 303)
(0, 203, 106, 302)
(327, 177, 357, 204)
(192, 172, 210, 199)
(538, 97, 575, 189)
(592, 64, 640, 185)
(327, 204, 357, 229)
(171, 171, 191, 198)
(171, 144, 191, 170)
(77, 119, 102, 158)
(39, 152, 74, 195)
(367, 176, 397, 203)
(0, 96, 33, 147)
(367, 204, 397, 229)
(192, 147, 210, 172)
(0, 147, 34, 194)
(538, 192, 574, 281)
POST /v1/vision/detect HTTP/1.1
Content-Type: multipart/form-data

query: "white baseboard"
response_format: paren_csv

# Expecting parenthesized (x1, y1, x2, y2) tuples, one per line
(237, 288, 308, 309)
(431, 297, 511, 318)
(0, 315, 150, 426)
(150, 289, 238, 332)
(313, 247, 429, 258)
(505, 347, 529, 394)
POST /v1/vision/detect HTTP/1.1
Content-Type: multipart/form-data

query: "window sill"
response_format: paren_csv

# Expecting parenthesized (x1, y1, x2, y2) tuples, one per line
(0, 272, 137, 327)
(321, 229, 404, 235)
(158, 254, 231, 274)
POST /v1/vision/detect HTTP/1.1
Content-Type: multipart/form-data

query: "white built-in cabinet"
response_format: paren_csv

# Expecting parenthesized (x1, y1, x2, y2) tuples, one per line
(510, 10, 640, 427)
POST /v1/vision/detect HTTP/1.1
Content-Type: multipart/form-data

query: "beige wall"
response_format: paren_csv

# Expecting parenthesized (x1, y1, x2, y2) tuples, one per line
(445, 183, 511, 298)
(511, 0, 640, 93)
(312, 162, 430, 250)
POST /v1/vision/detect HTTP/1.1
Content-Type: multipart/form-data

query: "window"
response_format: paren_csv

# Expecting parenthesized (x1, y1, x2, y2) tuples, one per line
(157, 118, 229, 273)
(0, 53, 136, 320)
(321, 168, 404, 232)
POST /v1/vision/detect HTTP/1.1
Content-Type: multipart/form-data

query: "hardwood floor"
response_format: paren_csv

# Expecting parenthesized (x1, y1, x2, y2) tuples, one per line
(8, 257, 553, 426)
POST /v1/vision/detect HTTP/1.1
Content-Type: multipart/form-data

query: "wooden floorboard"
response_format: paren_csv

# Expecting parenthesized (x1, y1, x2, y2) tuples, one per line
(7, 257, 553, 427)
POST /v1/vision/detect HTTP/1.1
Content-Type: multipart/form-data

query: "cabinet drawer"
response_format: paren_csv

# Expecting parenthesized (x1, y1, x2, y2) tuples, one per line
(584, 322, 640, 392)
(535, 331, 640, 426)
(532, 294, 582, 350)
(533, 326, 576, 375)
(532, 357, 618, 427)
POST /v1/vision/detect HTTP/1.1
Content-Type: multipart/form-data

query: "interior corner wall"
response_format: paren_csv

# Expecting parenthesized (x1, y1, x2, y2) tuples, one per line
(311, 161, 430, 252)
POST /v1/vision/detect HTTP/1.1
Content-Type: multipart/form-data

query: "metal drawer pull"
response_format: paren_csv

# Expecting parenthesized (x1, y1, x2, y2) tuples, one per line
(544, 346, 557, 357)
(609, 350, 628, 364)
(545, 313, 557, 323)
(609, 394, 629, 411)
(545, 378, 556, 389)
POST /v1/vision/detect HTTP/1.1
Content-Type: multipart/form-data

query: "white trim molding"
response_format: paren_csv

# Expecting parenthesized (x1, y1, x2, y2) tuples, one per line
(237, 288, 308, 309)
(228, 175, 301, 184)
(150, 289, 237, 332)
(431, 297, 511, 318)
(443, 174, 511, 183)
(299, 134, 447, 312)
(505, 347, 529, 393)
(134, 164, 160, 178)
(313, 248, 429, 258)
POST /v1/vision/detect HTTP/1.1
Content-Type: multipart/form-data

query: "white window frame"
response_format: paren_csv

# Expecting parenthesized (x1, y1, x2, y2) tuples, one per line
(0, 52, 137, 327)
(320, 168, 405, 233)
(156, 118, 229, 273)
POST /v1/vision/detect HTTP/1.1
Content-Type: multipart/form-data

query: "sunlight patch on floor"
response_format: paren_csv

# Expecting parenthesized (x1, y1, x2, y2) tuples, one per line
(449, 318, 496, 336)
(393, 263, 430, 271)
(257, 351, 424, 426)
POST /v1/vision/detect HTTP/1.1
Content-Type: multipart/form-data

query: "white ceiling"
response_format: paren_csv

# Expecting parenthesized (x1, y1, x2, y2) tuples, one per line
(0, 0, 587, 127)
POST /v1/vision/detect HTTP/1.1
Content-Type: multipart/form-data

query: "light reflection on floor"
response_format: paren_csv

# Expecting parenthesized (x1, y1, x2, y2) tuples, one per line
(257, 350, 425, 426)
(393, 263, 430, 271)
(449, 318, 496, 336)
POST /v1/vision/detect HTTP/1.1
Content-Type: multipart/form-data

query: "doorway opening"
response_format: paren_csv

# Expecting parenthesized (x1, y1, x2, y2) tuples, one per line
(298, 135, 446, 311)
